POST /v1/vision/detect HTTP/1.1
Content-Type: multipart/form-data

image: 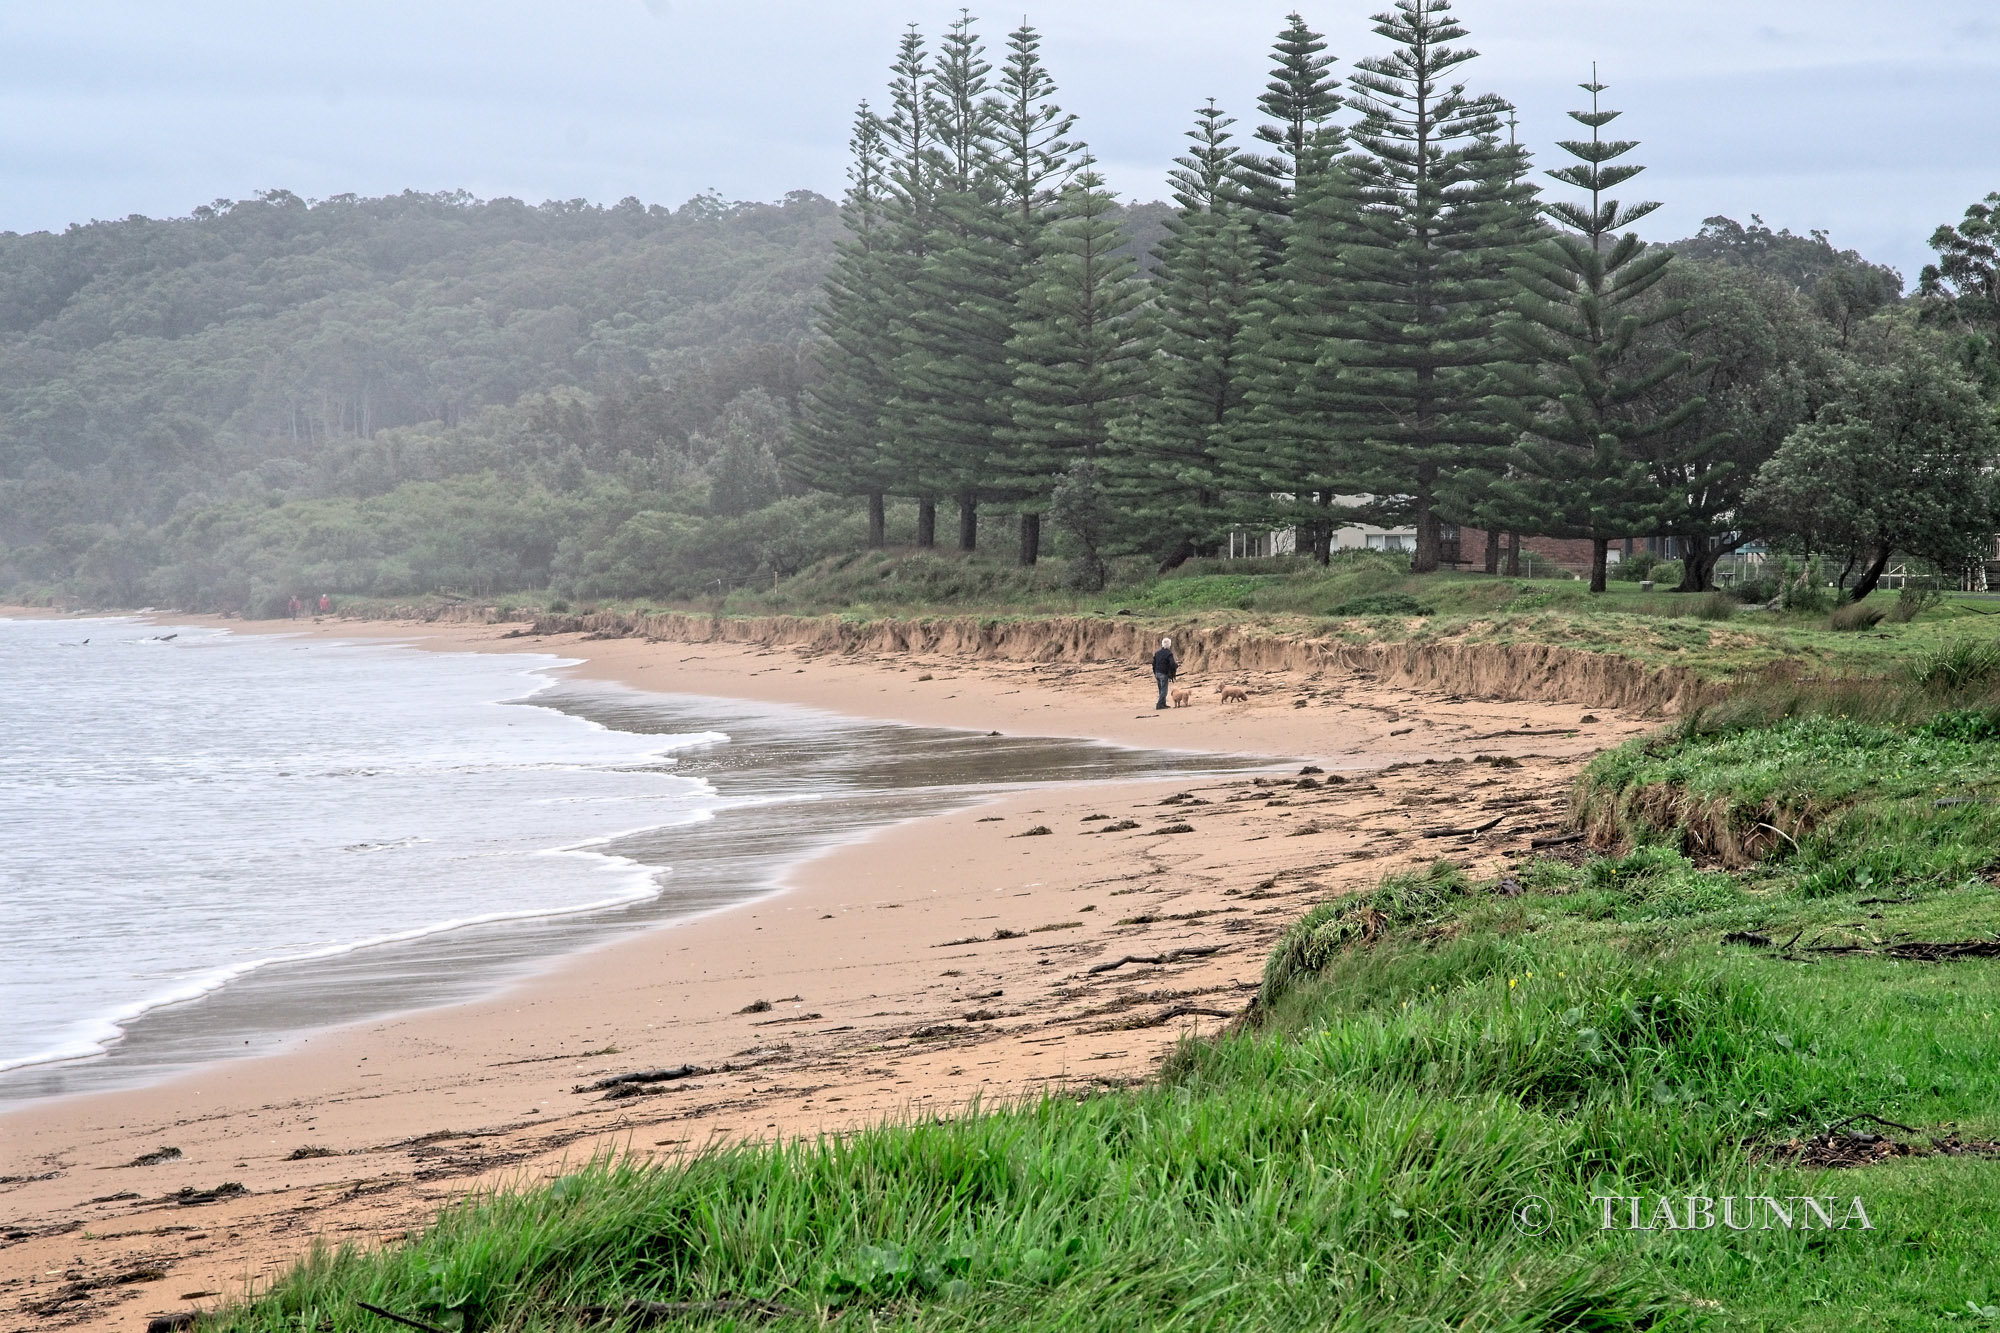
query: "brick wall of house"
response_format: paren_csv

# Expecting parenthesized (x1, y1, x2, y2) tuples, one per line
(1454, 528, 1640, 575)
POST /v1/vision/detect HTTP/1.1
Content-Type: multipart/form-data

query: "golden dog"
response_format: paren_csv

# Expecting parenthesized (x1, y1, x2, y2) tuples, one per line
(1217, 684, 1250, 703)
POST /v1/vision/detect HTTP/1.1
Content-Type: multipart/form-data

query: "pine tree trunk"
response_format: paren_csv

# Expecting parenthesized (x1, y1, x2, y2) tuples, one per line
(867, 493, 886, 549)
(1483, 529, 1500, 575)
(1412, 498, 1441, 574)
(1506, 532, 1521, 577)
(1849, 545, 1894, 603)
(1018, 513, 1040, 567)
(1675, 539, 1713, 593)
(917, 498, 937, 549)
(1589, 537, 1610, 594)
(1312, 491, 1333, 565)
(958, 492, 978, 552)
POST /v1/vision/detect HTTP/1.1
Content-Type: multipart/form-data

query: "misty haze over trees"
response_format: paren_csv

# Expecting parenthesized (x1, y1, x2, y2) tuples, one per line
(2, 0, 1994, 613)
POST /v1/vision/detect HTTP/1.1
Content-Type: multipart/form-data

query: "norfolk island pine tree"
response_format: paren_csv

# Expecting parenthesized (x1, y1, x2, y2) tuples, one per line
(986, 20, 1082, 566)
(1489, 69, 1707, 594)
(1002, 160, 1149, 571)
(888, 12, 1016, 553)
(793, 103, 899, 547)
(1227, 12, 1352, 558)
(874, 26, 942, 547)
(1104, 101, 1263, 569)
(1326, 0, 1539, 574)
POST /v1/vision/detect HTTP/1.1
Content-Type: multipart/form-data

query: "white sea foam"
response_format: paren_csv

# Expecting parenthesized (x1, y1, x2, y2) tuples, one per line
(0, 617, 728, 1074)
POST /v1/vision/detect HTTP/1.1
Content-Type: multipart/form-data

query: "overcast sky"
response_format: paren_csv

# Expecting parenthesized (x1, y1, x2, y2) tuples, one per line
(3, 1, 1995, 281)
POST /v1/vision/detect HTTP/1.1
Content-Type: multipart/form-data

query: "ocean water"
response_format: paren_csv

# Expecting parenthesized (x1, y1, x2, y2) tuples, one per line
(0, 618, 1257, 1103)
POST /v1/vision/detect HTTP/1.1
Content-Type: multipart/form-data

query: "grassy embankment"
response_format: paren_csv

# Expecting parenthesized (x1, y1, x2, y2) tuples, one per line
(207, 633, 2000, 1330)
(345, 548, 2000, 687)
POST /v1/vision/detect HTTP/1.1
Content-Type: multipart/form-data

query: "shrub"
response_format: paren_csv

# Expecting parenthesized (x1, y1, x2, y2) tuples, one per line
(1614, 551, 1658, 582)
(1905, 639, 2000, 692)
(1691, 591, 1736, 621)
(1887, 583, 1944, 624)
(1330, 592, 1433, 617)
(1828, 600, 1886, 631)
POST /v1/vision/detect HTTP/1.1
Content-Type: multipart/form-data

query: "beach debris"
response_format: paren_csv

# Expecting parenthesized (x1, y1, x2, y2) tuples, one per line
(0, 1169, 62, 1185)
(146, 1314, 205, 1333)
(963, 1009, 1002, 1021)
(1286, 823, 1324, 836)
(993, 928, 1026, 939)
(574, 1066, 708, 1095)
(1388, 726, 1415, 736)
(1299, 765, 1324, 775)
(1580, 715, 1600, 724)
(284, 1146, 340, 1160)
(1087, 945, 1224, 975)
(1082, 813, 1110, 821)
(976, 815, 1005, 822)
(1013, 825, 1052, 837)
(89, 1190, 140, 1202)
(1419, 812, 1506, 839)
(916, 673, 934, 681)
(1031, 921, 1082, 932)
(1091, 819, 1141, 833)
(748, 1013, 823, 1027)
(172, 1182, 246, 1206)
(909, 1024, 961, 1040)
(1147, 823, 1195, 835)
(1529, 831, 1586, 848)
(123, 1146, 183, 1167)
(737, 999, 774, 1013)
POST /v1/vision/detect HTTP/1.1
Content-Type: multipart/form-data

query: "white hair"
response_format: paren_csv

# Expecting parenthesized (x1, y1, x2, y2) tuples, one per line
(1161, 637, 1173, 649)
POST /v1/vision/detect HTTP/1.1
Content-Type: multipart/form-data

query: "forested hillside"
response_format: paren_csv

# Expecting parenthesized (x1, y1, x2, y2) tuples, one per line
(0, 188, 847, 609)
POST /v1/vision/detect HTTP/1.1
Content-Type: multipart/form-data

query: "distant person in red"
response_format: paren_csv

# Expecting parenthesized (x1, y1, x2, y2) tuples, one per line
(317, 593, 331, 615)
(287, 596, 300, 619)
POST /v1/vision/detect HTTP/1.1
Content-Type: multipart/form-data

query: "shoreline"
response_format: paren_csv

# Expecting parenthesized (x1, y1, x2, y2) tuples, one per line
(0, 613, 1653, 1332)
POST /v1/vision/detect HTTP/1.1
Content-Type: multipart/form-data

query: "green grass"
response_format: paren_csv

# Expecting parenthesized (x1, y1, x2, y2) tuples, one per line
(213, 678, 2000, 1332)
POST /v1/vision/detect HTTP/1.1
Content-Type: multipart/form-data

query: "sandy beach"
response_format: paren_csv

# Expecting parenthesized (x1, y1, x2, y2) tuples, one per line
(0, 616, 1655, 1332)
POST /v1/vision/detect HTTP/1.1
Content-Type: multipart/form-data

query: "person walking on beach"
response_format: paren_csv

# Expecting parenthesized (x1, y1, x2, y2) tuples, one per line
(1152, 637, 1178, 710)
(317, 593, 331, 615)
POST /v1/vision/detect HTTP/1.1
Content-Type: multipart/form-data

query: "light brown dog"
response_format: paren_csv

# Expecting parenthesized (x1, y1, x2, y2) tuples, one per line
(1217, 684, 1250, 703)
(1169, 686, 1193, 707)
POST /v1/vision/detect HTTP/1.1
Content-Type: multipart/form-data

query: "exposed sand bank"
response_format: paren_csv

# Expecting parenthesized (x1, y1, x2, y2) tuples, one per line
(0, 614, 1654, 1331)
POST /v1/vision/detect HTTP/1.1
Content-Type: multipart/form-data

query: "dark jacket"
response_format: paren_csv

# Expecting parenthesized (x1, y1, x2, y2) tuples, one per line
(1151, 646, 1178, 678)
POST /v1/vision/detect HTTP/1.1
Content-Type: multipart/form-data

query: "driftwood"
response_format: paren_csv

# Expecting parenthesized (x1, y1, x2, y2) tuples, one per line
(1087, 945, 1223, 975)
(573, 1065, 708, 1094)
(145, 1317, 202, 1333)
(1529, 832, 1585, 848)
(1419, 813, 1506, 839)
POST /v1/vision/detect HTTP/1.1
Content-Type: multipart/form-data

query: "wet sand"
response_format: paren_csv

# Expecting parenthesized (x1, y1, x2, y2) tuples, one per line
(0, 616, 1654, 1331)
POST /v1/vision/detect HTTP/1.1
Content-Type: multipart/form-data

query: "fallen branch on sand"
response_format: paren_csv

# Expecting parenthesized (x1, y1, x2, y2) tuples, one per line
(1087, 945, 1223, 975)
(573, 1066, 708, 1095)
(1419, 813, 1506, 839)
